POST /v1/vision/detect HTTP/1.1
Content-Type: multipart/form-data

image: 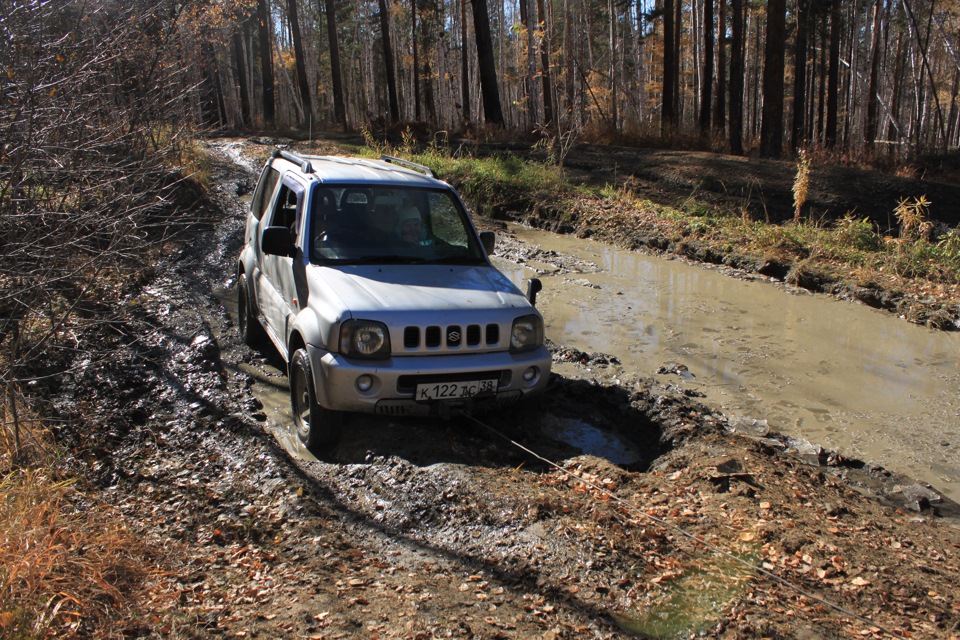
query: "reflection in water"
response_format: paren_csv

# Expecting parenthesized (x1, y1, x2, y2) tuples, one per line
(499, 225, 960, 503)
(538, 416, 642, 465)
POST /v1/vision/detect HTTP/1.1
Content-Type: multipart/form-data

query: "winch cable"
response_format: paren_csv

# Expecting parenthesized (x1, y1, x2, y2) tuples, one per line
(460, 413, 908, 640)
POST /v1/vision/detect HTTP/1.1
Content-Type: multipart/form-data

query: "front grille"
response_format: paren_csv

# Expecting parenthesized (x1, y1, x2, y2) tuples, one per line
(446, 325, 462, 347)
(401, 323, 501, 352)
(466, 324, 481, 346)
(403, 326, 420, 348)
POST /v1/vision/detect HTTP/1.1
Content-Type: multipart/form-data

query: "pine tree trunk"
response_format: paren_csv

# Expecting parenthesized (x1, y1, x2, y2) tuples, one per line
(673, 0, 682, 121)
(519, 0, 536, 127)
(378, 0, 400, 123)
(256, 0, 275, 127)
(609, 0, 618, 130)
(412, 0, 421, 121)
(663, 0, 676, 132)
(817, 9, 827, 144)
(887, 27, 904, 143)
(713, 0, 726, 134)
(749, 10, 762, 140)
(947, 66, 960, 146)
(423, 2, 437, 125)
(826, 0, 841, 148)
(287, 0, 312, 122)
(791, 0, 809, 152)
(700, 0, 714, 133)
(460, 0, 471, 123)
(760, 0, 786, 158)
(563, 0, 574, 120)
(233, 31, 251, 128)
(323, 0, 347, 127)
(537, 0, 554, 125)
(471, 0, 504, 125)
(729, 0, 744, 154)
(635, 3, 646, 123)
(865, 0, 883, 149)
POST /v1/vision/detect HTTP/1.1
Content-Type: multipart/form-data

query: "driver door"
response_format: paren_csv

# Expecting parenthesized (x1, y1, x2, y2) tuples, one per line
(257, 177, 303, 353)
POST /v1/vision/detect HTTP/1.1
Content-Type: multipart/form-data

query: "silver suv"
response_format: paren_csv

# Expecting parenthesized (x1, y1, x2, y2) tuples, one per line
(237, 150, 551, 449)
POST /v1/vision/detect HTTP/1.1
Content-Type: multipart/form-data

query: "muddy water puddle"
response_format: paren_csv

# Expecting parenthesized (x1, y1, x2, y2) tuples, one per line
(496, 225, 960, 503)
(214, 285, 319, 462)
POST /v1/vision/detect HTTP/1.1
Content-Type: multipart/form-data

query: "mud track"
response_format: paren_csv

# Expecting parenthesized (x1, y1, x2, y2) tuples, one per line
(53, 139, 960, 639)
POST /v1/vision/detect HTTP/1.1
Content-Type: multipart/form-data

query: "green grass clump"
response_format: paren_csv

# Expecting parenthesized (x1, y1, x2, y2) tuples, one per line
(359, 131, 580, 218)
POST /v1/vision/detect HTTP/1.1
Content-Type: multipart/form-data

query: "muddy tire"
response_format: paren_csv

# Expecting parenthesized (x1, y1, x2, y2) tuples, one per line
(238, 273, 265, 347)
(290, 348, 342, 450)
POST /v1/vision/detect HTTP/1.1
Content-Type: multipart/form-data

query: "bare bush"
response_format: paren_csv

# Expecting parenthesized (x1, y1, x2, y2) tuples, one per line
(0, 0, 215, 455)
(0, 3, 217, 632)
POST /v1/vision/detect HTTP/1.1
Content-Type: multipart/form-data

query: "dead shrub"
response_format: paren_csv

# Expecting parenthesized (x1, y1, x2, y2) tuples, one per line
(0, 464, 157, 638)
(0, 2, 213, 635)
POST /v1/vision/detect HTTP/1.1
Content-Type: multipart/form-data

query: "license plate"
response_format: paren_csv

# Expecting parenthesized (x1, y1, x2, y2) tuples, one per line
(415, 379, 497, 401)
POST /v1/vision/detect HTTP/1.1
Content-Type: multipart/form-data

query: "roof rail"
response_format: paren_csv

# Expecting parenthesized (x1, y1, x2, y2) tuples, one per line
(380, 155, 438, 179)
(273, 147, 314, 174)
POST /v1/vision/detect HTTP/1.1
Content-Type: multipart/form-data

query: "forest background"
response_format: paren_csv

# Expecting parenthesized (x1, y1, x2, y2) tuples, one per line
(201, 0, 960, 158)
(4, 1, 960, 635)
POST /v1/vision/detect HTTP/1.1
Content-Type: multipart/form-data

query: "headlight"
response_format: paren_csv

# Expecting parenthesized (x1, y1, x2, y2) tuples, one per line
(510, 314, 544, 353)
(339, 320, 391, 359)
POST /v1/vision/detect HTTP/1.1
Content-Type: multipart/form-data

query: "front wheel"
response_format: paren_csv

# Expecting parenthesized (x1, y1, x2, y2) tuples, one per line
(290, 348, 342, 451)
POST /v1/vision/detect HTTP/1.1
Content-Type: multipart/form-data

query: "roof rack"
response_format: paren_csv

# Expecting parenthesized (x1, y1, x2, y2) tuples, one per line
(380, 155, 438, 179)
(273, 147, 314, 174)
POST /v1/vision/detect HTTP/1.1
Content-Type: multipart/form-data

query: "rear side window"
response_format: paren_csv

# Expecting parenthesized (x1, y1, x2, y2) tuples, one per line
(251, 166, 281, 221)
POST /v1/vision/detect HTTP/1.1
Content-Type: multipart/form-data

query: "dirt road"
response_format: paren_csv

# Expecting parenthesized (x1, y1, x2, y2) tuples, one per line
(54, 139, 960, 639)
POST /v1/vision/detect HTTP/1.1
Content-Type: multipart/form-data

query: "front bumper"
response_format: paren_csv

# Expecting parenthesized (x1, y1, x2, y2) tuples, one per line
(307, 345, 551, 415)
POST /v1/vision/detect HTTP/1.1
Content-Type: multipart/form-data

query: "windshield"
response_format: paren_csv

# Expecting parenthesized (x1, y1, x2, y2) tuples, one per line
(308, 185, 487, 265)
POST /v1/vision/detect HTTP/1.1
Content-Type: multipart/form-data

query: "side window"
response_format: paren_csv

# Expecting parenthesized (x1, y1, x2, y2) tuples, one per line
(427, 192, 469, 248)
(252, 166, 281, 221)
(266, 184, 300, 237)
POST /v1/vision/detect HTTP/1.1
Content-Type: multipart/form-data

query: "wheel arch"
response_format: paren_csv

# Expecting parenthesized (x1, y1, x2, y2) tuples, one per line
(288, 330, 307, 364)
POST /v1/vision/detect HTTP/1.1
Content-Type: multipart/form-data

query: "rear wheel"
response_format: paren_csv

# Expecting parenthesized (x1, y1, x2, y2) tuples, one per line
(290, 348, 342, 450)
(238, 273, 265, 347)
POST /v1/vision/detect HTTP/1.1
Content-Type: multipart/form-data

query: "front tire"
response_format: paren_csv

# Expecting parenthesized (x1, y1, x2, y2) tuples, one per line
(290, 348, 342, 450)
(238, 273, 265, 347)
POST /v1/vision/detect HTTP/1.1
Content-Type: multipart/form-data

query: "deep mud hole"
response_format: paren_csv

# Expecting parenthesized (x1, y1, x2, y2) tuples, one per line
(48, 139, 960, 639)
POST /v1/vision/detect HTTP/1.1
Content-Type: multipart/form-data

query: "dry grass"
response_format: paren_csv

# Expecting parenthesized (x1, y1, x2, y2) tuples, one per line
(792, 150, 811, 223)
(1, 401, 157, 639)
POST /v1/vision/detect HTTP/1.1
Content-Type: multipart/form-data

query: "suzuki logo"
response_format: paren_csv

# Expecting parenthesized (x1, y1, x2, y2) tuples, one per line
(447, 330, 461, 344)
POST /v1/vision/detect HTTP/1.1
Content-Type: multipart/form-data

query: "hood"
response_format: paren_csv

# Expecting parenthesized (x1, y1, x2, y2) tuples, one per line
(305, 264, 534, 318)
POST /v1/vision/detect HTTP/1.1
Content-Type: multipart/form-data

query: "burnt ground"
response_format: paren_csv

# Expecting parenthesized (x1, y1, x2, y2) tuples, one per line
(49, 138, 960, 639)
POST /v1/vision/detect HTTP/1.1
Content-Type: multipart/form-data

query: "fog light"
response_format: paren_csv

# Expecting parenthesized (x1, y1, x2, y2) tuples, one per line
(522, 367, 539, 383)
(356, 375, 374, 392)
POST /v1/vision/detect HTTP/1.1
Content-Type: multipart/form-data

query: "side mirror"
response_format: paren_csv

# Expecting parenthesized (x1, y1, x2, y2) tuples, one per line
(527, 278, 542, 306)
(480, 230, 495, 256)
(262, 226, 296, 257)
